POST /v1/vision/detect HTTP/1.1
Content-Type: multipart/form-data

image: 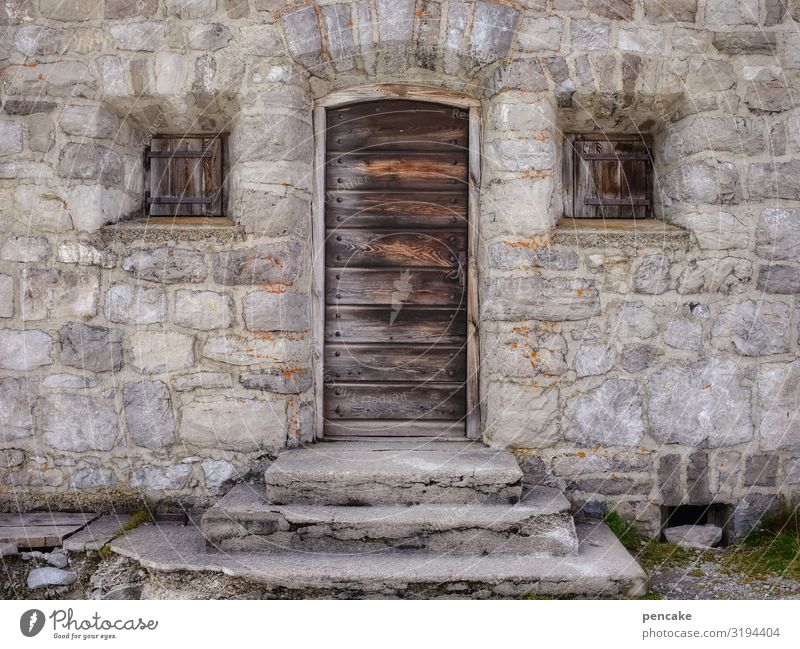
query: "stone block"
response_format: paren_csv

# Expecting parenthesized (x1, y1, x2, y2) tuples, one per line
(757, 264, 800, 294)
(1, 448, 26, 468)
(239, 24, 282, 57)
(1, 0, 34, 25)
(0, 329, 53, 370)
(59, 322, 123, 373)
(38, 0, 100, 21)
(488, 241, 577, 271)
(0, 377, 37, 440)
(469, 1, 519, 65)
(744, 454, 778, 487)
(175, 290, 233, 331)
(67, 185, 131, 232)
(171, 372, 234, 392)
(0, 273, 14, 318)
(212, 242, 304, 286)
(60, 104, 121, 140)
(486, 137, 556, 173)
(682, 211, 749, 251)
(632, 253, 670, 294)
(617, 28, 665, 53)
(748, 162, 800, 200)
(281, 5, 323, 65)
(7, 470, 63, 488)
(130, 464, 191, 491)
(58, 143, 123, 183)
(647, 358, 752, 447)
(240, 367, 312, 394)
(483, 276, 600, 322)
(242, 290, 309, 332)
(323, 4, 355, 71)
(711, 299, 790, 356)
(231, 117, 312, 163)
(123, 381, 176, 449)
(662, 158, 740, 205)
(0, 120, 22, 156)
(643, 0, 696, 22)
(657, 454, 682, 505)
(0, 235, 48, 262)
(664, 319, 702, 351)
(165, 0, 216, 19)
(108, 22, 166, 52)
(21, 268, 99, 320)
(127, 330, 195, 374)
(565, 379, 644, 447)
(732, 493, 782, 538)
(485, 381, 560, 449)
(188, 23, 232, 51)
(202, 333, 308, 366)
(179, 396, 288, 451)
(202, 459, 238, 490)
(705, 0, 758, 25)
(570, 19, 610, 51)
(756, 207, 800, 260)
(121, 246, 207, 283)
(570, 477, 651, 497)
(234, 188, 310, 237)
(28, 114, 54, 152)
(70, 468, 116, 489)
(105, 284, 166, 325)
(757, 360, 800, 451)
(97, 56, 127, 97)
(482, 323, 568, 378)
(574, 343, 616, 377)
(57, 241, 116, 268)
(745, 82, 800, 113)
(687, 451, 711, 504)
(485, 59, 549, 94)
(42, 393, 118, 452)
(712, 32, 777, 54)
(663, 115, 765, 161)
(621, 343, 660, 373)
(610, 301, 657, 339)
(516, 17, 563, 53)
(105, 0, 157, 18)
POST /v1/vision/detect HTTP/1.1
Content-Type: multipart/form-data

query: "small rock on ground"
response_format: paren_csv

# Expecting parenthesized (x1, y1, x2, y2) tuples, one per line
(47, 553, 69, 568)
(27, 567, 78, 589)
(664, 524, 723, 549)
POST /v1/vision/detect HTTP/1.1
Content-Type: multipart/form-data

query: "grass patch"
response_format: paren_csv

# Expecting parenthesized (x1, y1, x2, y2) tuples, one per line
(98, 508, 153, 560)
(603, 510, 641, 551)
(603, 510, 694, 572)
(719, 506, 800, 582)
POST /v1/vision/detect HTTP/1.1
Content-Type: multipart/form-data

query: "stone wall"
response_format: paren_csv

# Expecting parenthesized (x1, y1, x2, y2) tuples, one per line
(1, 0, 799, 535)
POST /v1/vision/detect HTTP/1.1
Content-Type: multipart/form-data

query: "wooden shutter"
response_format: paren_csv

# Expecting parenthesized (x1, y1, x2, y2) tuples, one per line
(144, 134, 226, 217)
(565, 134, 653, 219)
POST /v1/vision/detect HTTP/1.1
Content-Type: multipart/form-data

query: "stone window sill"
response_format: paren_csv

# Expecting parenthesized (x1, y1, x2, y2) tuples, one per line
(551, 218, 690, 248)
(101, 216, 245, 243)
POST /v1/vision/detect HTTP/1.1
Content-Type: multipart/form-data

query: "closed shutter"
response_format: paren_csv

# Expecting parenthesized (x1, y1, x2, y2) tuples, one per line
(566, 134, 653, 219)
(145, 135, 226, 217)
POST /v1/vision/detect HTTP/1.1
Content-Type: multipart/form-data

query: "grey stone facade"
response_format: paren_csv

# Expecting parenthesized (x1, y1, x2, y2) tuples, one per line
(1, 0, 798, 535)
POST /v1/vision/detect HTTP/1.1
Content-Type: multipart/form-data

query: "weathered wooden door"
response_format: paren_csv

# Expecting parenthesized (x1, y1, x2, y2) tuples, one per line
(323, 100, 469, 438)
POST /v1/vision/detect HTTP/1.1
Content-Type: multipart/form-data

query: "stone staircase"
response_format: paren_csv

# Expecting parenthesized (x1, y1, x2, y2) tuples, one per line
(158, 441, 648, 598)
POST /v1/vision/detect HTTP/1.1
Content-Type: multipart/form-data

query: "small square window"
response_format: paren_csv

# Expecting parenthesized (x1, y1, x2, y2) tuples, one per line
(563, 133, 654, 219)
(144, 134, 228, 218)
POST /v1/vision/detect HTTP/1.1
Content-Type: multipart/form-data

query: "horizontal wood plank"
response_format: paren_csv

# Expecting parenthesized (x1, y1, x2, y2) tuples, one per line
(0, 512, 97, 527)
(327, 100, 468, 152)
(326, 152, 468, 190)
(326, 268, 465, 306)
(326, 306, 466, 343)
(325, 419, 467, 437)
(326, 191, 467, 229)
(326, 229, 465, 267)
(325, 343, 466, 382)
(325, 382, 466, 419)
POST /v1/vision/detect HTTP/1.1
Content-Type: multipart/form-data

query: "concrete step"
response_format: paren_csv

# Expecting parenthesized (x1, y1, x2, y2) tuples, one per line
(110, 520, 648, 598)
(201, 483, 579, 556)
(264, 442, 523, 505)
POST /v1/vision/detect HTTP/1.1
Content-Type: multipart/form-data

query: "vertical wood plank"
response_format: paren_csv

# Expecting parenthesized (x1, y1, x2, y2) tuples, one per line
(466, 107, 481, 439)
(312, 107, 327, 441)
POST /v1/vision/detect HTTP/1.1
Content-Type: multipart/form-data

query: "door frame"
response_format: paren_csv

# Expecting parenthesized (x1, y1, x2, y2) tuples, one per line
(311, 84, 482, 440)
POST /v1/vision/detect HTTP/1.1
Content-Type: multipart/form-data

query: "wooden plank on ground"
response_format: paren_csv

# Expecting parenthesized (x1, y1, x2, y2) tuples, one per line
(0, 512, 98, 549)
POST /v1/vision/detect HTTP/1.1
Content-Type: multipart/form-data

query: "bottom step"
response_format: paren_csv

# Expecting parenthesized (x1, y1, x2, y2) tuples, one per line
(201, 483, 578, 556)
(109, 521, 648, 598)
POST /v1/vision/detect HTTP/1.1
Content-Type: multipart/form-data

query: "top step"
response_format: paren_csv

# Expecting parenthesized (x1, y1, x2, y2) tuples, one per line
(264, 442, 523, 505)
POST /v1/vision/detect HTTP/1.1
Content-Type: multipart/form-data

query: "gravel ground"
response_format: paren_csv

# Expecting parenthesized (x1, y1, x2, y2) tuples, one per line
(647, 548, 800, 600)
